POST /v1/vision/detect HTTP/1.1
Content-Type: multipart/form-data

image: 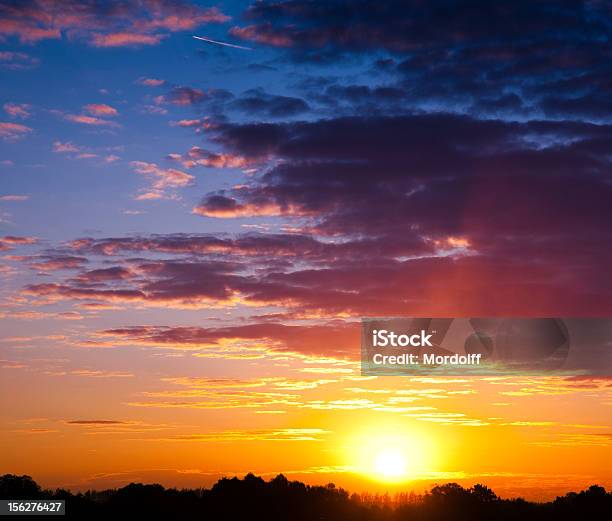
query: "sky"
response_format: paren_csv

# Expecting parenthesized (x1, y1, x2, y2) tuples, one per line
(0, 0, 611, 500)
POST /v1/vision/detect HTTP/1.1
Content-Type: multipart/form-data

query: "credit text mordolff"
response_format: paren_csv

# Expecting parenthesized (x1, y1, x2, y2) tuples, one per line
(372, 353, 482, 365)
(370, 329, 482, 366)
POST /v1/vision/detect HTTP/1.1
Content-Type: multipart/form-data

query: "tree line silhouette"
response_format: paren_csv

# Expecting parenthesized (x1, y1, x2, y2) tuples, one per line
(0, 473, 609, 519)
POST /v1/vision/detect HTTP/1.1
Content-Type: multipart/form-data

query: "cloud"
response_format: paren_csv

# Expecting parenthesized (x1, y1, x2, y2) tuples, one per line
(229, 25, 293, 48)
(0, 195, 29, 201)
(52, 141, 80, 153)
(192, 115, 612, 256)
(74, 266, 133, 283)
(64, 114, 119, 127)
(156, 86, 207, 106)
(228, 1, 612, 123)
(231, 1, 608, 58)
(52, 141, 117, 162)
(232, 89, 310, 118)
(0, 51, 39, 70)
(129, 161, 195, 200)
(0, 236, 37, 251)
(4, 103, 31, 119)
(0, 121, 32, 141)
(169, 146, 251, 169)
(136, 77, 166, 87)
(29, 255, 88, 272)
(84, 104, 118, 117)
(165, 428, 329, 442)
(67, 420, 127, 425)
(0, 1, 229, 47)
(93, 322, 358, 356)
(168, 119, 213, 133)
(91, 32, 163, 48)
(193, 194, 299, 218)
(141, 104, 168, 115)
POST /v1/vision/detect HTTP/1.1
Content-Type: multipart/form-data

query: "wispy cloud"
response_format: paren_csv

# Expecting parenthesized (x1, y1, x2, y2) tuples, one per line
(4, 103, 31, 119)
(84, 104, 118, 117)
(64, 114, 119, 127)
(0, 121, 32, 141)
(0, 195, 29, 201)
(130, 161, 194, 201)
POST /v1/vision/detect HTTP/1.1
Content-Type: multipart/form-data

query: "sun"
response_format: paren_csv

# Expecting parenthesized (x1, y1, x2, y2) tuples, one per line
(345, 426, 435, 483)
(374, 449, 408, 480)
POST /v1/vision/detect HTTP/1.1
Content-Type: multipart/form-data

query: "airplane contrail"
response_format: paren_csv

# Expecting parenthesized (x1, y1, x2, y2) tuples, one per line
(193, 35, 252, 51)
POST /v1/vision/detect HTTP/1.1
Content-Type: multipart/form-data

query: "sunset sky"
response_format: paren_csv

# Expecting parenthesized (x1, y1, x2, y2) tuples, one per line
(1, 0, 611, 500)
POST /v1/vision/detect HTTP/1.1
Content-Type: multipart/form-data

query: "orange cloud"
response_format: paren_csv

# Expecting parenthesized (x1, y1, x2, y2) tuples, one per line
(91, 32, 163, 48)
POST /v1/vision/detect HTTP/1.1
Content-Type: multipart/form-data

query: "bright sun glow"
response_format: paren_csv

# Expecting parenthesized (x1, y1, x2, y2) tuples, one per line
(374, 449, 408, 479)
(345, 425, 436, 483)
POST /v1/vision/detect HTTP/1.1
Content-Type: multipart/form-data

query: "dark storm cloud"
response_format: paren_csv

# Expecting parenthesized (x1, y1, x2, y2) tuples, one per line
(229, 1, 612, 121)
(232, 89, 310, 118)
(195, 114, 612, 237)
(232, 1, 607, 57)
(67, 233, 431, 260)
(11, 1, 612, 326)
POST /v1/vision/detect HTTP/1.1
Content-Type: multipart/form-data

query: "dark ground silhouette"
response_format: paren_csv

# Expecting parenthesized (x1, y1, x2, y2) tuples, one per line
(0, 473, 609, 519)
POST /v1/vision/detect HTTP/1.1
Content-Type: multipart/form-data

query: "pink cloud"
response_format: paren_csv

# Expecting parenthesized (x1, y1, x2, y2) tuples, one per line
(0, 122, 32, 141)
(64, 114, 119, 127)
(137, 78, 166, 87)
(170, 146, 251, 169)
(4, 103, 31, 119)
(230, 25, 293, 47)
(0, 236, 37, 252)
(0, 1, 229, 47)
(139, 7, 229, 31)
(130, 161, 194, 201)
(30, 255, 88, 272)
(83, 104, 118, 117)
(171, 119, 204, 128)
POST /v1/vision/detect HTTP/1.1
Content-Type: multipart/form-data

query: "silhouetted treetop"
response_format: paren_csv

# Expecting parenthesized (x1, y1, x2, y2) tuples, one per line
(0, 473, 609, 519)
